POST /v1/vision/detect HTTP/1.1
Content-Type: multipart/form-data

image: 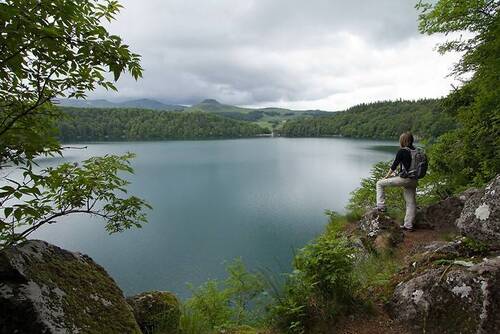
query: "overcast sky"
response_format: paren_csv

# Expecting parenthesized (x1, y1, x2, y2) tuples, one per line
(89, 0, 460, 110)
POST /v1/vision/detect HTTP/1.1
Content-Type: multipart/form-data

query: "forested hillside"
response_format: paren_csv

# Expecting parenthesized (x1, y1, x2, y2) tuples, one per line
(280, 99, 456, 139)
(57, 99, 456, 142)
(186, 99, 329, 129)
(57, 108, 270, 141)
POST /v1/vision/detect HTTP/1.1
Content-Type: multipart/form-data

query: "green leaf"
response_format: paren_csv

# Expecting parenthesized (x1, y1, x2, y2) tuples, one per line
(4, 208, 13, 218)
(13, 209, 23, 221)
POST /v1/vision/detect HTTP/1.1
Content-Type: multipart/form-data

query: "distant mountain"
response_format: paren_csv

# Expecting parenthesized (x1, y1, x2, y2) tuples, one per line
(57, 97, 331, 130)
(57, 98, 185, 111)
(186, 98, 330, 115)
(174, 98, 330, 129)
(185, 99, 252, 113)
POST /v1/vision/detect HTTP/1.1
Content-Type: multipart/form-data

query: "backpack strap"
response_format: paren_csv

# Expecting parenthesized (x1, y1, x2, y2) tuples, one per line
(400, 147, 415, 173)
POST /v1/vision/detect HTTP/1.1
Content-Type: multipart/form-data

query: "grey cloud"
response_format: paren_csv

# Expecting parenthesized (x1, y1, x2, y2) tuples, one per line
(89, 0, 453, 108)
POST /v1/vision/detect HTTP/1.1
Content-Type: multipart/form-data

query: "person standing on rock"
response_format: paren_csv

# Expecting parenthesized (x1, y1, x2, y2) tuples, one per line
(376, 132, 419, 231)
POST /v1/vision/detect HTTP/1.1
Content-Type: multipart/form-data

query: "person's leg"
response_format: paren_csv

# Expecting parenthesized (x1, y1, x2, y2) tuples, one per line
(376, 178, 389, 209)
(376, 177, 404, 210)
(403, 184, 417, 229)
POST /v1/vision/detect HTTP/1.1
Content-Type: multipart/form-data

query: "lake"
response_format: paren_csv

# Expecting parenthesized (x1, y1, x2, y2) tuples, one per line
(31, 138, 395, 298)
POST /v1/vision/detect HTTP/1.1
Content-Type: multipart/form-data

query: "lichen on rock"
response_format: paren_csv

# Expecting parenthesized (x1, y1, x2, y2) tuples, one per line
(0, 240, 141, 334)
(388, 256, 500, 334)
(456, 174, 500, 248)
(358, 209, 403, 253)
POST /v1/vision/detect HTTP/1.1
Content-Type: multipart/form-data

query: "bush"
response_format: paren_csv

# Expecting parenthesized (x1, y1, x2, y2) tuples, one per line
(180, 258, 268, 333)
(269, 214, 359, 333)
(294, 234, 357, 301)
(184, 280, 232, 329)
(178, 304, 212, 334)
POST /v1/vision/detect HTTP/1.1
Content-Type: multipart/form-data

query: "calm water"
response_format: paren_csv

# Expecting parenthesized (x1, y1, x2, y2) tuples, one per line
(32, 138, 395, 298)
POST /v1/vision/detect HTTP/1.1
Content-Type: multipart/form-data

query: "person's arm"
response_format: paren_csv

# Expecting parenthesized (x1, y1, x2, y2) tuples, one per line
(384, 150, 402, 178)
(384, 168, 395, 179)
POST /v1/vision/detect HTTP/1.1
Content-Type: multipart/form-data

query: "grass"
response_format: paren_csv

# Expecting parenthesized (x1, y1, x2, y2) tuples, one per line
(353, 252, 400, 302)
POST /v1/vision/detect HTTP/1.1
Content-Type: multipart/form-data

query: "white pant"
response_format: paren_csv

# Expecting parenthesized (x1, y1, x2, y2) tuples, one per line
(376, 176, 417, 228)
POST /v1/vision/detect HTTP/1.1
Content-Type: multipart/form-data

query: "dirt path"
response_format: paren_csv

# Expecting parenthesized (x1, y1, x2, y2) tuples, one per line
(331, 308, 410, 334)
(331, 223, 459, 334)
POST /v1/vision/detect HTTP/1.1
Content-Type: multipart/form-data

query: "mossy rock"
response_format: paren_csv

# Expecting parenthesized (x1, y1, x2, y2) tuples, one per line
(0, 240, 141, 334)
(126, 291, 180, 333)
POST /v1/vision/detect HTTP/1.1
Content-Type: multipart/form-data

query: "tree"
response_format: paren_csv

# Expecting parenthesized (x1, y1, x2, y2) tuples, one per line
(0, 0, 149, 248)
(416, 0, 500, 190)
(417, 0, 499, 77)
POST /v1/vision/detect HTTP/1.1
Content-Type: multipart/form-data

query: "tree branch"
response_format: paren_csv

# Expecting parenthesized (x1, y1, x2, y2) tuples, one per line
(16, 209, 110, 243)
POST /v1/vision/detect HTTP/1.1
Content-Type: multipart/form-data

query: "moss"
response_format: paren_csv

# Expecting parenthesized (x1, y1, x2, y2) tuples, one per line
(22, 243, 141, 334)
(127, 291, 181, 334)
(461, 237, 489, 255)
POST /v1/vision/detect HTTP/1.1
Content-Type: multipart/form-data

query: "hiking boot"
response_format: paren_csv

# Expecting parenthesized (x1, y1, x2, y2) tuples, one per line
(375, 206, 387, 213)
(400, 224, 414, 232)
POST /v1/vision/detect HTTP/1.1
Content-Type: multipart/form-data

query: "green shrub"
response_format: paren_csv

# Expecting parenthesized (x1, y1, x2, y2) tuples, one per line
(268, 270, 313, 334)
(324, 210, 350, 235)
(184, 280, 232, 329)
(269, 221, 359, 333)
(178, 305, 211, 334)
(225, 258, 267, 325)
(294, 233, 357, 302)
(181, 258, 268, 333)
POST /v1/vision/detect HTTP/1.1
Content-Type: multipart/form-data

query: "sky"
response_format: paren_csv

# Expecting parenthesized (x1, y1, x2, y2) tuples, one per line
(89, 0, 461, 111)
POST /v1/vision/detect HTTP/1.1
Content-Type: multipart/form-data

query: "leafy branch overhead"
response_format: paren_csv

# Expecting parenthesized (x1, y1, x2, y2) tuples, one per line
(416, 0, 500, 188)
(0, 0, 143, 162)
(417, 0, 499, 76)
(0, 153, 151, 247)
(0, 0, 149, 248)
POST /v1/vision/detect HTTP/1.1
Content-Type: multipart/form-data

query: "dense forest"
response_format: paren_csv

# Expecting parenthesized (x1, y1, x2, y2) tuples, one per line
(57, 99, 456, 142)
(57, 108, 270, 141)
(279, 99, 456, 139)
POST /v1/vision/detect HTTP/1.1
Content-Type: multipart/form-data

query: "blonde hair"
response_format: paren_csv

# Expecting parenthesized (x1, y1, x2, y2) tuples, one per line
(399, 132, 414, 148)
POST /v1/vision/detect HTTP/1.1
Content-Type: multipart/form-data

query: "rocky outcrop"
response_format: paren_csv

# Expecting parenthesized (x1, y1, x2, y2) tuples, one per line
(389, 256, 500, 334)
(414, 187, 480, 230)
(127, 291, 180, 333)
(415, 196, 464, 230)
(410, 237, 489, 268)
(456, 175, 500, 248)
(0, 240, 141, 334)
(358, 209, 403, 253)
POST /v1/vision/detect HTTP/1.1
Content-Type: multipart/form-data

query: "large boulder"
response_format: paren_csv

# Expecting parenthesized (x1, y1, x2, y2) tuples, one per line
(127, 291, 180, 333)
(358, 209, 403, 253)
(0, 240, 141, 334)
(415, 196, 464, 230)
(388, 256, 500, 334)
(415, 188, 479, 230)
(456, 174, 500, 248)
